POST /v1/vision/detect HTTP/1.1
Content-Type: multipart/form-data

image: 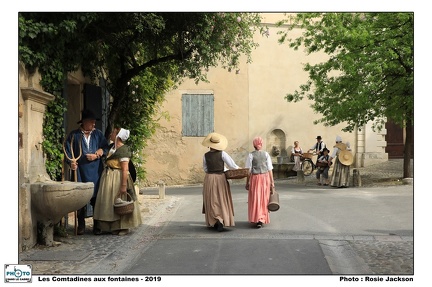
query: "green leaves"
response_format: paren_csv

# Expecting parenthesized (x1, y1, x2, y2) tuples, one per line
(42, 94, 67, 180)
(20, 12, 263, 182)
(278, 13, 413, 131)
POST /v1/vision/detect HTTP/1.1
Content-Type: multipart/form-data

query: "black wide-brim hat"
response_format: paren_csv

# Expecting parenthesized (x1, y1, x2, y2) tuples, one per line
(77, 109, 100, 124)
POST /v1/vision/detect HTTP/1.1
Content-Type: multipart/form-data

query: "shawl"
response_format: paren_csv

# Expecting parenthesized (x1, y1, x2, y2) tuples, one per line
(105, 144, 137, 200)
(106, 144, 131, 163)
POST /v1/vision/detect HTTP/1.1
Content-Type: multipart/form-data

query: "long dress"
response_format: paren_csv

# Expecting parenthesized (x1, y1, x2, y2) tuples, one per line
(202, 150, 239, 227)
(93, 145, 142, 232)
(291, 146, 303, 171)
(245, 150, 273, 224)
(330, 147, 350, 187)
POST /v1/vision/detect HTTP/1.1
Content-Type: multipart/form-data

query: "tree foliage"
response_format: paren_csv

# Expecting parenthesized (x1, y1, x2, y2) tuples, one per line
(19, 12, 264, 181)
(277, 13, 414, 177)
(277, 13, 413, 132)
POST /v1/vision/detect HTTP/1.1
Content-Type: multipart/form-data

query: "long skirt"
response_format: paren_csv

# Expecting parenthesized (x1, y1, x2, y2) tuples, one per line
(330, 158, 350, 187)
(248, 173, 271, 224)
(202, 173, 235, 227)
(292, 155, 302, 171)
(94, 168, 142, 232)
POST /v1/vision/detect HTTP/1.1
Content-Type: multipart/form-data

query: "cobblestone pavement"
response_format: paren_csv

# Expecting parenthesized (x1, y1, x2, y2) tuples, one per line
(19, 159, 414, 276)
(349, 239, 413, 275)
(348, 159, 414, 275)
(298, 158, 414, 188)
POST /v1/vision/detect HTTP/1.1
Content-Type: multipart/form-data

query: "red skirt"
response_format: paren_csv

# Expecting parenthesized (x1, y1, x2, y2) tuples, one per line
(248, 173, 271, 224)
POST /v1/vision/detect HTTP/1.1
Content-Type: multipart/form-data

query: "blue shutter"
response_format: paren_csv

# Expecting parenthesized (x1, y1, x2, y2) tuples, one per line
(182, 94, 214, 136)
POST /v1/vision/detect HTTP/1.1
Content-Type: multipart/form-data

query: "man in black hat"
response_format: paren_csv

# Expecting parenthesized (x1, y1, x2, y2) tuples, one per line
(64, 109, 109, 235)
(308, 135, 326, 167)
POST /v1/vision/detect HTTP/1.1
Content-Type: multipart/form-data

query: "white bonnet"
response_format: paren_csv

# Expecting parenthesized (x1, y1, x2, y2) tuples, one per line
(117, 128, 130, 142)
(335, 135, 342, 142)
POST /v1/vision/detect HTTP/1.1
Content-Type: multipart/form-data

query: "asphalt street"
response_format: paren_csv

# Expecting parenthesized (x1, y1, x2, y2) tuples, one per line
(17, 159, 418, 287)
(20, 180, 413, 277)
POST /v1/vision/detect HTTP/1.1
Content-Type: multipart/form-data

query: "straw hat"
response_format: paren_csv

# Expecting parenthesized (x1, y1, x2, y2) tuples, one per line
(202, 132, 228, 151)
(338, 150, 353, 166)
(334, 143, 347, 150)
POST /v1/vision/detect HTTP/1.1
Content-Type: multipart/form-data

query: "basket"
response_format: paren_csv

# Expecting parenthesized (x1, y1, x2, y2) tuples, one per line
(302, 152, 314, 159)
(113, 192, 134, 216)
(225, 168, 249, 179)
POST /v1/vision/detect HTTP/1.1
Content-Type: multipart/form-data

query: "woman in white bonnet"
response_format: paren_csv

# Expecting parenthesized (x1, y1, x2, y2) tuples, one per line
(93, 127, 142, 235)
(328, 135, 352, 187)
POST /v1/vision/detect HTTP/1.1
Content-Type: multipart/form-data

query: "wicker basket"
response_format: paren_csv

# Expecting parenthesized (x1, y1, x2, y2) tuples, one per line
(113, 193, 134, 216)
(225, 168, 249, 179)
(302, 152, 314, 159)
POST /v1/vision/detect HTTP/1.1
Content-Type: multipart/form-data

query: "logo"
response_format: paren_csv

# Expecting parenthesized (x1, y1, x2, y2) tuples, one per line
(4, 264, 32, 283)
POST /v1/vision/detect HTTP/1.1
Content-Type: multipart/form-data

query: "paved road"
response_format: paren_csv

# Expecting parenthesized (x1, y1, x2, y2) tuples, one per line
(18, 159, 417, 287)
(119, 183, 413, 275)
(20, 181, 413, 278)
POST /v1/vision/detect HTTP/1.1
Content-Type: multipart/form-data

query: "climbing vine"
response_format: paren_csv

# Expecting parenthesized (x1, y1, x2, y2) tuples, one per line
(109, 70, 172, 182)
(42, 94, 67, 181)
(19, 12, 264, 183)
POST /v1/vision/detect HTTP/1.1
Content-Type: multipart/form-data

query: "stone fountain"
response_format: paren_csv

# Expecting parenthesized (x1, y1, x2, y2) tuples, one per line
(267, 129, 296, 179)
(19, 82, 93, 248)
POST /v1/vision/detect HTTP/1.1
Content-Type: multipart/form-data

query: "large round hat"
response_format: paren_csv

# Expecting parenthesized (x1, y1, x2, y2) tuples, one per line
(339, 150, 354, 166)
(202, 132, 228, 151)
(334, 143, 347, 150)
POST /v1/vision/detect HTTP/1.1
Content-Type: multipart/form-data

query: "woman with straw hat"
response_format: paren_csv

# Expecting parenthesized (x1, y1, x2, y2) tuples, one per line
(201, 132, 240, 232)
(328, 136, 354, 187)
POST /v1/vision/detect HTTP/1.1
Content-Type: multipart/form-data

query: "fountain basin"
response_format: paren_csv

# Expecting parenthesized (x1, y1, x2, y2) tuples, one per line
(31, 181, 94, 224)
(273, 162, 296, 179)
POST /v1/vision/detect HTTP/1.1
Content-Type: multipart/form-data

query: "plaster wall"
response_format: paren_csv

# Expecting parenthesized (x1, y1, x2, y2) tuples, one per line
(142, 13, 358, 186)
(144, 59, 250, 186)
(362, 122, 389, 166)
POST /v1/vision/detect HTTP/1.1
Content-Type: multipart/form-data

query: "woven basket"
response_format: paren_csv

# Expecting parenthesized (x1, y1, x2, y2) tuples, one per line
(302, 152, 314, 159)
(225, 168, 249, 179)
(113, 193, 134, 216)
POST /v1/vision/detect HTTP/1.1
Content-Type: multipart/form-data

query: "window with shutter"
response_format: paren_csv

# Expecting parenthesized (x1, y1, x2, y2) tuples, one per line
(182, 94, 214, 137)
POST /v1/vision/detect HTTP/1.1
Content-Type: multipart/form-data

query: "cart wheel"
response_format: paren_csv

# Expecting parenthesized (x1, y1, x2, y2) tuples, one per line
(302, 159, 314, 176)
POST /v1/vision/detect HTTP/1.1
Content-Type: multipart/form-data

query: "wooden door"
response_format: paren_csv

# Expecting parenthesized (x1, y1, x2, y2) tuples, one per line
(385, 121, 414, 159)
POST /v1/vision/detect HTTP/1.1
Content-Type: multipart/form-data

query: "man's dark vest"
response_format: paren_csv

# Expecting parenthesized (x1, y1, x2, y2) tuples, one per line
(316, 141, 322, 152)
(205, 151, 224, 173)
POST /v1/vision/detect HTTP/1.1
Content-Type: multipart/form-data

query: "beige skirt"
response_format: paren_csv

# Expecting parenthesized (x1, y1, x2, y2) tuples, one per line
(94, 168, 142, 232)
(202, 173, 235, 227)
